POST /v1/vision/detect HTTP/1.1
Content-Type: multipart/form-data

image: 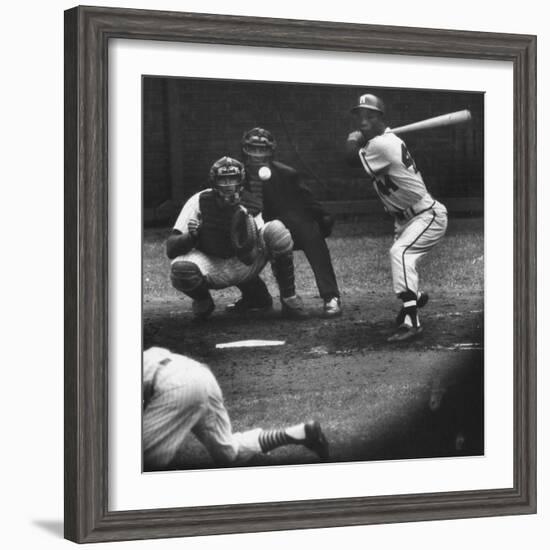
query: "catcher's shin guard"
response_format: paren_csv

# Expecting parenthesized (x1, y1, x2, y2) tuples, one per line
(271, 253, 296, 299)
(262, 220, 293, 257)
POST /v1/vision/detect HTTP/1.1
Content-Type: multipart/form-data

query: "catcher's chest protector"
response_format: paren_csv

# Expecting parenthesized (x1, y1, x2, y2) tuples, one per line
(242, 177, 264, 216)
(197, 192, 235, 258)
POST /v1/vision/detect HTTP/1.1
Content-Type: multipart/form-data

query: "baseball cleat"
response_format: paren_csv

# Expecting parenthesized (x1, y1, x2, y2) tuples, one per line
(395, 291, 429, 326)
(303, 421, 329, 459)
(387, 323, 423, 342)
(225, 296, 273, 314)
(322, 297, 342, 318)
(280, 294, 309, 320)
(192, 295, 215, 320)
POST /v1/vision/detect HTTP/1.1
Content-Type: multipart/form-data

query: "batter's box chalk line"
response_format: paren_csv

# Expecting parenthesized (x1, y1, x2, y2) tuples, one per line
(432, 343, 483, 351)
(215, 339, 286, 349)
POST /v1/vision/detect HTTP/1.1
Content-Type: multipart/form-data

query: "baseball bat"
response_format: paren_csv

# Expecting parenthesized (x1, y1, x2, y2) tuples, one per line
(387, 110, 472, 135)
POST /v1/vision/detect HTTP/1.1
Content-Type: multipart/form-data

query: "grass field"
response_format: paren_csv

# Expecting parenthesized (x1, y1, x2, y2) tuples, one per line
(144, 216, 483, 303)
(143, 215, 484, 470)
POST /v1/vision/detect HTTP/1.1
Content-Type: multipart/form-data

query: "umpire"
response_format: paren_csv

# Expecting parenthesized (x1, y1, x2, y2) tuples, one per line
(229, 127, 342, 318)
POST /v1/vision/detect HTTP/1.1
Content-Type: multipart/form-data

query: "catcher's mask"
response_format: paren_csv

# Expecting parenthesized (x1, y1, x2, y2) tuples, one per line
(209, 156, 246, 207)
(241, 127, 276, 165)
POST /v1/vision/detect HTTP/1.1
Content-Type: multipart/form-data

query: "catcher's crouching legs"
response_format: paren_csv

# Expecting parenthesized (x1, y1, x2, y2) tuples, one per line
(170, 260, 215, 319)
(262, 221, 308, 319)
(226, 276, 273, 313)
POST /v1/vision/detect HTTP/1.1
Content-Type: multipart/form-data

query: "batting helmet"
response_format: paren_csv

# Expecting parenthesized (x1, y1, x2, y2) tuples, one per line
(351, 94, 385, 114)
(241, 127, 276, 162)
(208, 156, 246, 206)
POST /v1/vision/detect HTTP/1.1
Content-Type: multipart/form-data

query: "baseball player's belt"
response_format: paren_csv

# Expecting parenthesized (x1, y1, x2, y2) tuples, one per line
(399, 195, 436, 222)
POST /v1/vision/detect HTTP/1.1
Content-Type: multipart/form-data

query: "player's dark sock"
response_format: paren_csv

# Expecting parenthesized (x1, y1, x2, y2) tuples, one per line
(398, 290, 419, 327)
(259, 424, 305, 453)
(271, 253, 296, 299)
(402, 301, 419, 327)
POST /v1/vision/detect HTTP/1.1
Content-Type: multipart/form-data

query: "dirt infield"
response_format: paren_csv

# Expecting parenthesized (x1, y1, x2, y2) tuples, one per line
(144, 290, 483, 470)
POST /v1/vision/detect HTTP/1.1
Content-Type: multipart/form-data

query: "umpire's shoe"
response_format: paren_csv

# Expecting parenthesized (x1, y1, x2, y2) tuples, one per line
(304, 421, 329, 459)
(395, 291, 429, 326)
(192, 295, 215, 320)
(323, 297, 342, 318)
(280, 294, 309, 320)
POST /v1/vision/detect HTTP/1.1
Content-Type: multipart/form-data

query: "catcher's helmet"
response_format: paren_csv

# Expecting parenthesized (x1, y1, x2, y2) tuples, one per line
(208, 156, 246, 206)
(351, 94, 385, 115)
(241, 127, 276, 162)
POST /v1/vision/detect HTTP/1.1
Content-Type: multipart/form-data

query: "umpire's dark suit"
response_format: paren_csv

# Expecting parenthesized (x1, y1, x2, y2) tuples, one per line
(259, 161, 340, 301)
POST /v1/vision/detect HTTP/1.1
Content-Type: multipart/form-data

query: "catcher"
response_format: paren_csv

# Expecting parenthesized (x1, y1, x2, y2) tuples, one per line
(166, 156, 307, 320)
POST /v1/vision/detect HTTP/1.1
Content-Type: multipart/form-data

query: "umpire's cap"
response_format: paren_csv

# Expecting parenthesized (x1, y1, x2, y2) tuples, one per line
(351, 94, 385, 114)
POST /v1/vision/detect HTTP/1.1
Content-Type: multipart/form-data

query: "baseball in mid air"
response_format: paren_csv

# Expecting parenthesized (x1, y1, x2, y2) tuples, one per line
(258, 166, 272, 181)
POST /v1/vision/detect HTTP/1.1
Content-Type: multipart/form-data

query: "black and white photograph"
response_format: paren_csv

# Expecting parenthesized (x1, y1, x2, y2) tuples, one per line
(142, 76, 485, 472)
(3, 0, 545, 545)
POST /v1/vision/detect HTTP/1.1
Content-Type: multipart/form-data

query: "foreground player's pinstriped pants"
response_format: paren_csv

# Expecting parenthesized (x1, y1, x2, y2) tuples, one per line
(143, 351, 261, 469)
(389, 201, 448, 296)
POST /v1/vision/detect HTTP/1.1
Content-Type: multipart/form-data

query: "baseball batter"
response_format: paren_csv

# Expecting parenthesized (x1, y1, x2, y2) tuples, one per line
(166, 156, 307, 320)
(345, 94, 448, 341)
(143, 346, 329, 469)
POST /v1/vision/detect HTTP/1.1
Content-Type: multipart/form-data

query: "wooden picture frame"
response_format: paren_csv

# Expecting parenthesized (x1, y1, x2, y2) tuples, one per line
(64, 5, 536, 543)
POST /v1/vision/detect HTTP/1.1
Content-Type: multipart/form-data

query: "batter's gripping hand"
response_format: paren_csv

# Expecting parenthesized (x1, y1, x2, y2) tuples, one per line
(230, 206, 261, 265)
(347, 130, 367, 146)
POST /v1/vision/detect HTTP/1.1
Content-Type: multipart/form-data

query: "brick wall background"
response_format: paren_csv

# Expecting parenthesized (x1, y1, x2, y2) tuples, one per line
(143, 77, 484, 209)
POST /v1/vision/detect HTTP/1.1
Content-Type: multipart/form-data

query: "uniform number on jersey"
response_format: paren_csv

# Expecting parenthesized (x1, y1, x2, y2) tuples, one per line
(401, 143, 418, 173)
(375, 175, 399, 196)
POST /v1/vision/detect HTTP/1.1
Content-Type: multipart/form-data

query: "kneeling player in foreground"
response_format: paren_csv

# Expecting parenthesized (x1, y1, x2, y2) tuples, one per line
(143, 347, 329, 470)
(166, 156, 307, 320)
(345, 94, 448, 342)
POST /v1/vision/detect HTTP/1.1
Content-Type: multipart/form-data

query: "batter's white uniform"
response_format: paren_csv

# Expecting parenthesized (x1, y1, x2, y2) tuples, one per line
(172, 191, 269, 289)
(143, 347, 262, 469)
(357, 131, 448, 296)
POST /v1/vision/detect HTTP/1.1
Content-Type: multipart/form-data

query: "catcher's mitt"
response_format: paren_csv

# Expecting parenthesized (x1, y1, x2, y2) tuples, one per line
(230, 206, 262, 265)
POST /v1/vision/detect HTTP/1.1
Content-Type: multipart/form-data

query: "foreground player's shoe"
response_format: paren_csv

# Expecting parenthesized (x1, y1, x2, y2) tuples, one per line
(304, 420, 330, 459)
(280, 294, 309, 320)
(395, 291, 429, 326)
(225, 295, 273, 314)
(322, 297, 342, 318)
(258, 421, 329, 459)
(388, 323, 424, 342)
(192, 295, 215, 320)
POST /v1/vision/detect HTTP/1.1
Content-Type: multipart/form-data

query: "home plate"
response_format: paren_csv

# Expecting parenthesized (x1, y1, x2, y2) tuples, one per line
(216, 339, 286, 349)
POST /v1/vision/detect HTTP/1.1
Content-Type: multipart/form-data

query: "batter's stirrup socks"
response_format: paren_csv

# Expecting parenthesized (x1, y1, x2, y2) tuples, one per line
(399, 290, 419, 327)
